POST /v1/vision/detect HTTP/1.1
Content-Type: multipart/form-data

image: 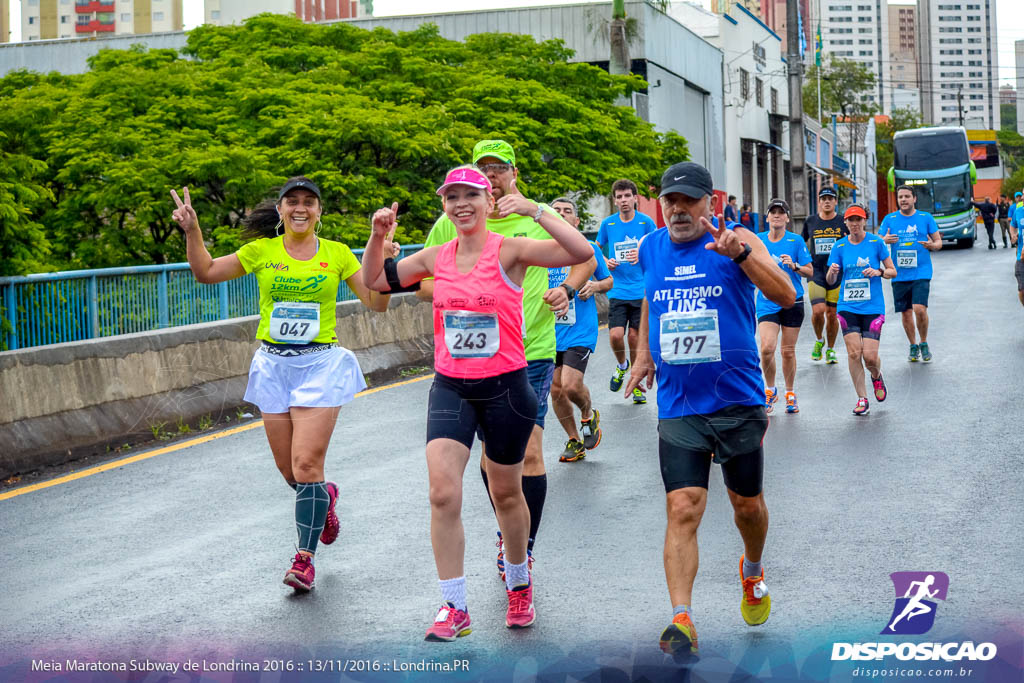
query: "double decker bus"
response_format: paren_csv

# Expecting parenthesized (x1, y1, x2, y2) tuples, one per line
(887, 126, 977, 248)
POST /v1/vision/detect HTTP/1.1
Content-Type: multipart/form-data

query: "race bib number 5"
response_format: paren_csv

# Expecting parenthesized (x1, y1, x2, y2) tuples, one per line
(843, 278, 871, 302)
(614, 240, 638, 262)
(443, 311, 500, 359)
(660, 309, 721, 365)
(270, 301, 320, 343)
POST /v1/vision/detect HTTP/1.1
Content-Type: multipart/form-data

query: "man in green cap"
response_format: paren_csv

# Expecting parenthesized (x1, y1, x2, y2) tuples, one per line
(418, 139, 596, 580)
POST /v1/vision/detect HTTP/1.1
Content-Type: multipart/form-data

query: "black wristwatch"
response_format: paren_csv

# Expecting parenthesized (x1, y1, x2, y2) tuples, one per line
(560, 283, 577, 300)
(732, 242, 752, 264)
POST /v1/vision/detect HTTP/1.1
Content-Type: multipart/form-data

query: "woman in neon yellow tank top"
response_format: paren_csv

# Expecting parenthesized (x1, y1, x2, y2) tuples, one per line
(171, 177, 391, 593)
(361, 166, 593, 641)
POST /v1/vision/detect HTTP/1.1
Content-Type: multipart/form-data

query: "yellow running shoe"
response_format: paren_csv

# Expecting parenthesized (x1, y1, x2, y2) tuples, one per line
(659, 612, 698, 658)
(739, 555, 771, 626)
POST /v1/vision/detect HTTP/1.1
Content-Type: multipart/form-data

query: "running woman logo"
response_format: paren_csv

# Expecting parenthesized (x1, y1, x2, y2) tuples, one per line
(881, 572, 949, 635)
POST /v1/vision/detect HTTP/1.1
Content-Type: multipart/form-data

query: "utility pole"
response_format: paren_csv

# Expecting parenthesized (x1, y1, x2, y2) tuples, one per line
(957, 86, 964, 128)
(787, 0, 808, 227)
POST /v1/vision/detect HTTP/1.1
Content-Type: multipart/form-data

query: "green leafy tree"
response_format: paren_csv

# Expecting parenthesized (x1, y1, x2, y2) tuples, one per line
(1001, 102, 1016, 131)
(0, 15, 687, 275)
(997, 128, 1024, 179)
(803, 55, 878, 124)
(875, 106, 924, 173)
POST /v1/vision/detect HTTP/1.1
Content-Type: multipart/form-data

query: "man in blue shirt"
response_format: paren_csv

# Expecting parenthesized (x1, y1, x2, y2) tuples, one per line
(724, 195, 739, 223)
(880, 185, 942, 362)
(547, 197, 614, 462)
(625, 161, 795, 659)
(596, 178, 657, 404)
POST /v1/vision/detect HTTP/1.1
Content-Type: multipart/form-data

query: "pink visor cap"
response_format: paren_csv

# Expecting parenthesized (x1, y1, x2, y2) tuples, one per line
(436, 168, 493, 196)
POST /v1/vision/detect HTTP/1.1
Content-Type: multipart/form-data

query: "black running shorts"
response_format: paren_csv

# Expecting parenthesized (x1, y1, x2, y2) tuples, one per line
(555, 346, 592, 373)
(757, 299, 805, 328)
(657, 404, 768, 497)
(608, 298, 643, 331)
(891, 279, 930, 312)
(427, 368, 537, 466)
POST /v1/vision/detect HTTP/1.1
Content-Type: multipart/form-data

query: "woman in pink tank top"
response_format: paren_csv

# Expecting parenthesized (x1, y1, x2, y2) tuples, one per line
(362, 166, 592, 640)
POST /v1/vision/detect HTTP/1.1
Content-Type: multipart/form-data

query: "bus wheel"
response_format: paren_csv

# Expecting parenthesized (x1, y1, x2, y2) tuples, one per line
(957, 237, 975, 249)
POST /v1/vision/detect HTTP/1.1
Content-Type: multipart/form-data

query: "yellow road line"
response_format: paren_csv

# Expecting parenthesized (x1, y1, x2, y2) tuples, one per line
(0, 372, 435, 502)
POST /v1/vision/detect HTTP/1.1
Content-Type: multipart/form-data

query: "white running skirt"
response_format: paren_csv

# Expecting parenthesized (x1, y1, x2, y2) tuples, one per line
(243, 346, 367, 414)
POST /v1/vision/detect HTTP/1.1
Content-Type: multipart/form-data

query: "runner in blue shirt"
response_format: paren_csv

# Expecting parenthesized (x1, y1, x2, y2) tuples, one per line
(1014, 191, 1024, 307)
(755, 199, 812, 415)
(596, 179, 657, 404)
(880, 185, 942, 363)
(827, 204, 897, 416)
(624, 161, 795, 659)
(547, 198, 613, 462)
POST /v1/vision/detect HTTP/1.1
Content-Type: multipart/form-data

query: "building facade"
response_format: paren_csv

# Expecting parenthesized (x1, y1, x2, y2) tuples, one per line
(341, 2, 725, 187)
(916, 0, 998, 129)
(2, 0, 10, 43)
(1018, 40, 1024, 135)
(671, 1, 789, 215)
(205, 0, 367, 26)
(886, 1, 918, 113)
(818, 0, 888, 112)
(18, 0, 182, 41)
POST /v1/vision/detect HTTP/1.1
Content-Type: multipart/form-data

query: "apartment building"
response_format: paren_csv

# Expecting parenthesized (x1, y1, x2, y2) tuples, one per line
(818, 0, 888, 113)
(2, 0, 10, 43)
(916, 0, 999, 128)
(18, 0, 181, 41)
(887, 2, 918, 112)
(205, 0, 367, 26)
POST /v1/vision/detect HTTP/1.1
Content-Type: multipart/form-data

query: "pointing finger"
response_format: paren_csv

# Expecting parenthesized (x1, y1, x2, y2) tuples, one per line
(183, 186, 191, 206)
(171, 189, 184, 209)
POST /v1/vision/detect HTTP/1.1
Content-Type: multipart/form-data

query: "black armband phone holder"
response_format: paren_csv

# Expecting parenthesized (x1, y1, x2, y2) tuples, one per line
(383, 257, 420, 293)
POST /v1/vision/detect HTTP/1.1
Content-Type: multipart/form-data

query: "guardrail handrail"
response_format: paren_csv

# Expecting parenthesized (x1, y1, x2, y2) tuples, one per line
(1, 244, 424, 352)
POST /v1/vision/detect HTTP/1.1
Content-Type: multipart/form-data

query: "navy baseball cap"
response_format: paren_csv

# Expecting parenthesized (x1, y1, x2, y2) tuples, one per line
(278, 177, 322, 201)
(819, 186, 838, 198)
(659, 162, 714, 198)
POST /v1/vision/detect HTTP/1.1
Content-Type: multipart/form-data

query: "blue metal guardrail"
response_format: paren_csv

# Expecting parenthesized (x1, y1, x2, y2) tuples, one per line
(0, 244, 424, 352)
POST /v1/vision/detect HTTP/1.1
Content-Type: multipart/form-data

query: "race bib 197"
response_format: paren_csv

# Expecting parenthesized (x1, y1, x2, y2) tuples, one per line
(270, 301, 320, 343)
(443, 311, 500, 359)
(659, 309, 721, 365)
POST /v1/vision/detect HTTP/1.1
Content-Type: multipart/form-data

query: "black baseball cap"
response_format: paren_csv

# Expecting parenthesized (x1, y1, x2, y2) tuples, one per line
(278, 177, 322, 201)
(659, 162, 714, 199)
(818, 186, 838, 198)
(766, 198, 790, 214)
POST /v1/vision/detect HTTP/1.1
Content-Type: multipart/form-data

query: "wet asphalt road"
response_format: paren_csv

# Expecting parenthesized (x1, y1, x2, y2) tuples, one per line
(1, 242, 1021, 681)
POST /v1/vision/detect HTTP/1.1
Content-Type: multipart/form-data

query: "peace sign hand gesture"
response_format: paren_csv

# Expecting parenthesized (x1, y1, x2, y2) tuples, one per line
(170, 187, 199, 234)
(701, 212, 746, 260)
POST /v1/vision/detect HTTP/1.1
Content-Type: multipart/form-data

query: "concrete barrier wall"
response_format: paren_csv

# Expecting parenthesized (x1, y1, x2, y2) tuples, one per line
(0, 294, 433, 479)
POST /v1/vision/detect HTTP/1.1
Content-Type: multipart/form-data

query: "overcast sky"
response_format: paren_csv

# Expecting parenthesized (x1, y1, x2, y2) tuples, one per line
(7, 0, 1024, 86)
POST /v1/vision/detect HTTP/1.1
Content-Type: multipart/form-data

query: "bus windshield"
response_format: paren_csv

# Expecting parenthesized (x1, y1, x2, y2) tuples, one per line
(894, 131, 969, 171)
(909, 175, 972, 216)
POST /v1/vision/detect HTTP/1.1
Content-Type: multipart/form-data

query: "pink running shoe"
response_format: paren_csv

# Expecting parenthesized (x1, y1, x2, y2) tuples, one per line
(506, 580, 536, 628)
(320, 482, 340, 545)
(871, 375, 887, 403)
(424, 603, 472, 642)
(283, 552, 315, 592)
